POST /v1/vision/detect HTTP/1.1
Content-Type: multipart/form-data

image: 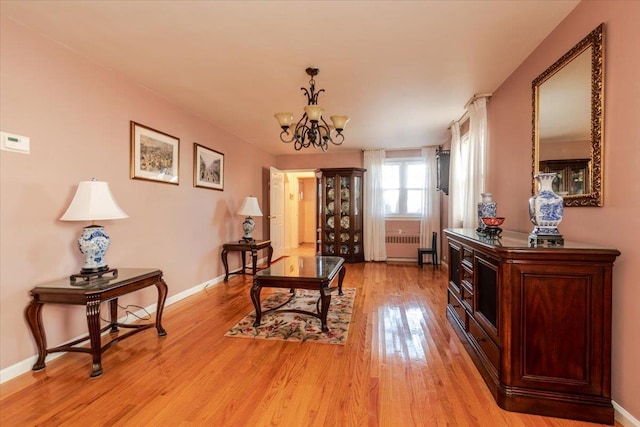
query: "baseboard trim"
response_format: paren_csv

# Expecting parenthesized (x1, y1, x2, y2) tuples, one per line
(614, 401, 640, 427)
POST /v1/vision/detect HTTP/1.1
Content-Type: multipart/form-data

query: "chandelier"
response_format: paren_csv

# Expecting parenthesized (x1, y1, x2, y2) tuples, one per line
(274, 67, 349, 152)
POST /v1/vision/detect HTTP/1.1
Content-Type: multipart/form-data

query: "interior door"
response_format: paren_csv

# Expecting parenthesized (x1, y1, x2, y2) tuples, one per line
(269, 167, 285, 260)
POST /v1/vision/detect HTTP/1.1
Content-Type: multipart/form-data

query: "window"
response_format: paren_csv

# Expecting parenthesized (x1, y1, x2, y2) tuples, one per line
(383, 159, 425, 216)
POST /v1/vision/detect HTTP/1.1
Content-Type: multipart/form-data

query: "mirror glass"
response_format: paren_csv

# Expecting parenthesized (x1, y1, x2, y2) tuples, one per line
(533, 24, 604, 207)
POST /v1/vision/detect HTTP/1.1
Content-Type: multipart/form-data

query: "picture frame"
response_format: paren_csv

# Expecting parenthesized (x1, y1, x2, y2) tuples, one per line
(193, 143, 224, 191)
(130, 121, 180, 185)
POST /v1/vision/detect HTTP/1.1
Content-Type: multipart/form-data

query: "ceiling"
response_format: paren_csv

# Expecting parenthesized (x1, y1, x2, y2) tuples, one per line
(1, 1, 580, 156)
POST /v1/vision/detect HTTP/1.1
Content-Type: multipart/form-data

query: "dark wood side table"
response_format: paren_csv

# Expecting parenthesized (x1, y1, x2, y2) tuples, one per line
(221, 239, 273, 281)
(24, 268, 168, 378)
(251, 256, 345, 332)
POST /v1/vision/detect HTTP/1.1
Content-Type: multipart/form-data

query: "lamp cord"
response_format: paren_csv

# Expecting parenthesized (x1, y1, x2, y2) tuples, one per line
(100, 303, 152, 324)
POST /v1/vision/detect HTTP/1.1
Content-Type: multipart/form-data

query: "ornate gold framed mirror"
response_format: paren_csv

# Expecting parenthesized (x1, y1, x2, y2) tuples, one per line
(532, 23, 604, 207)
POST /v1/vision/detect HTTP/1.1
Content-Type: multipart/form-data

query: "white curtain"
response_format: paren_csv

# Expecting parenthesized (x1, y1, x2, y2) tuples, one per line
(448, 121, 464, 228)
(420, 147, 439, 248)
(363, 149, 387, 261)
(449, 96, 489, 229)
(463, 96, 489, 228)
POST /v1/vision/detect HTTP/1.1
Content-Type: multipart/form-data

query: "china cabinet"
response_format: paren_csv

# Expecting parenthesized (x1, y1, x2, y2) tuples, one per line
(539, 158, 590, 195)
(316, 168, 365, 263)
(444, 228, 619, 425)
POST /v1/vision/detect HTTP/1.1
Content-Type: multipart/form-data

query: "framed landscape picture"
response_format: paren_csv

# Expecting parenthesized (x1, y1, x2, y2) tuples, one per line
(130, 121, 180, 184)
(194, 143, 224, 191)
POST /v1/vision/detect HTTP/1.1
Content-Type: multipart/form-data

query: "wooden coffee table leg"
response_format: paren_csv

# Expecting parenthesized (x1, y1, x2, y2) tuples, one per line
(319, 287, 332, 332)
(251, 278, 262, 327)
(338, 265, 345, 296)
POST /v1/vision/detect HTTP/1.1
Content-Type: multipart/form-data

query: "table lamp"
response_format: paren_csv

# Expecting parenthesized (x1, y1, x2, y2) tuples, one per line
(237, 196, 263, 242)
(60, 179, 128, 280)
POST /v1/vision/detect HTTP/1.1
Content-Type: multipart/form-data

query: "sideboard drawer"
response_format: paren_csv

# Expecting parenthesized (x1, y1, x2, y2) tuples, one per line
(469, 314, 499, 374)
(447, 290, 467, 331)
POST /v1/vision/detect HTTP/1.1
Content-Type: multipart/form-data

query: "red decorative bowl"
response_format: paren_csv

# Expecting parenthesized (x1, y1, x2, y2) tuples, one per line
(482, 217, 505, 227)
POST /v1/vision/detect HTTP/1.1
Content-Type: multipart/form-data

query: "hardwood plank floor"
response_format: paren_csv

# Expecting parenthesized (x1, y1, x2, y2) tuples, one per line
(0, 244, 620, 426)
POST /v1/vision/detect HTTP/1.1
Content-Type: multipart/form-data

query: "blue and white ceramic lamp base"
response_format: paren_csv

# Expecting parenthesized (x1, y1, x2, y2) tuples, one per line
(78, 225, 111, 273)
(242, 216, 255, 241)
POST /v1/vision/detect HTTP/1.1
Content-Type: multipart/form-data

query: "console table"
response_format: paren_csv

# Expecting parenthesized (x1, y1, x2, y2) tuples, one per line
(444, 228, 620, 424)
(251, 256, 345, 332)
(24, 268, 168, 378)
(221, 239, 273, 281)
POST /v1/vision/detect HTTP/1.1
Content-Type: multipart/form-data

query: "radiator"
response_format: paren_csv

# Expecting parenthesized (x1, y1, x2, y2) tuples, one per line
(385, 234, 420, 244)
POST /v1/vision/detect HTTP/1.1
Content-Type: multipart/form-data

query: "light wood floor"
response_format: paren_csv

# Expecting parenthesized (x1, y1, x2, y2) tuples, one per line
(0, 244, 620, 426)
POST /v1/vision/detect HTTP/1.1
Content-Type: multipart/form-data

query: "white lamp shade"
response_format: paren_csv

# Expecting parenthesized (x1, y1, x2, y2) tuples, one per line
(60, 180, 128, 221)
(237, 196, 263, 217)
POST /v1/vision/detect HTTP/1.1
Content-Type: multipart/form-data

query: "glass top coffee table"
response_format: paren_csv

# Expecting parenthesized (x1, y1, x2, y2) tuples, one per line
(251, 256, 346, 332)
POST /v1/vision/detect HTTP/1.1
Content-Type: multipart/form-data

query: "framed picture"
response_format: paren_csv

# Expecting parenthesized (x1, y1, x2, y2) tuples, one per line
(194, 143, 224, 191)
(130, 121, 180, 184)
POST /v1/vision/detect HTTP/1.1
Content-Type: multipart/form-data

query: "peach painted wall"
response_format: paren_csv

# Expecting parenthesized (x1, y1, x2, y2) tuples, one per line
(0, 16, 275, 370)
(299, 178, 317, 243)
(486, 1, 640, 418)
(276, 150, 363, 170)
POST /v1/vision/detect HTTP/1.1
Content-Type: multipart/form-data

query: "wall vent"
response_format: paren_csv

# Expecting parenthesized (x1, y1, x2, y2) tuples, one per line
(385, 234, 420, 244)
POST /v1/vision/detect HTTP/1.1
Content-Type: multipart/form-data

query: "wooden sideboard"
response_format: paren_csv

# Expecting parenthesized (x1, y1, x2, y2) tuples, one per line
(444, 228, 620, 424)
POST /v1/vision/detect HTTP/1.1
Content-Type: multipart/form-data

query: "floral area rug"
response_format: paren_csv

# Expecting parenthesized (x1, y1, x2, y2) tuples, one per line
(225, 288, 355, 344)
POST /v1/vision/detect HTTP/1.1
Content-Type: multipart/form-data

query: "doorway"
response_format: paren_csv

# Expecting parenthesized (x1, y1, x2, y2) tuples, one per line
(282, 170, 316, 255)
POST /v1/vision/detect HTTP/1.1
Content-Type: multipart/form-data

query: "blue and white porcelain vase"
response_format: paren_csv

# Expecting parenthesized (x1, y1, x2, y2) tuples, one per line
(78, 225, 110, 273)
(529, 173, 564, 236)
(477, 193, 497, 231)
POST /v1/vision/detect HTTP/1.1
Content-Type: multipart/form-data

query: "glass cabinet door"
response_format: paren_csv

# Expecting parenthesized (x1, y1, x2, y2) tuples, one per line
(323, 175, 336, 255)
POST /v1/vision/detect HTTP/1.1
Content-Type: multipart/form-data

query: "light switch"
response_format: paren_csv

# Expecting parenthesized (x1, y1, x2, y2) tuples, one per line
(1, 131, 30, 154)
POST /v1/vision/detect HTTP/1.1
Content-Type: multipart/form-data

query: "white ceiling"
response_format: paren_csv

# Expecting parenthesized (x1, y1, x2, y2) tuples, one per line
(1, 0, 580, 156)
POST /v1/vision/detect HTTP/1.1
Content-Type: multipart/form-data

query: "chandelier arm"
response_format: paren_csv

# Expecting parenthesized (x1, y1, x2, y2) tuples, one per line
(301, 87, 313, 104)
(296, 114, 308, 129)
(319, 116, 331, 130)
(311, 88, 325, 105)
(307, 122, 318, 145)
(279, 130, 295, 143)
(296, 118, 311, 144)
(330, 133, 345, 146)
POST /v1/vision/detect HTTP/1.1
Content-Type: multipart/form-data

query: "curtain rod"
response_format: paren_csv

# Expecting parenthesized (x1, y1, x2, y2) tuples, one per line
(361, 145, 439, 152)
(448, 93, 493, 129)
(464, 93, 492, 110)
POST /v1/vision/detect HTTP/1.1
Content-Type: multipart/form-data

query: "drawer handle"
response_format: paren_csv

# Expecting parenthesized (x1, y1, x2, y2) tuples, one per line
(463, 296, 472, 301)
(476, 336, 486, 343)
(452, 304, 461, 308)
